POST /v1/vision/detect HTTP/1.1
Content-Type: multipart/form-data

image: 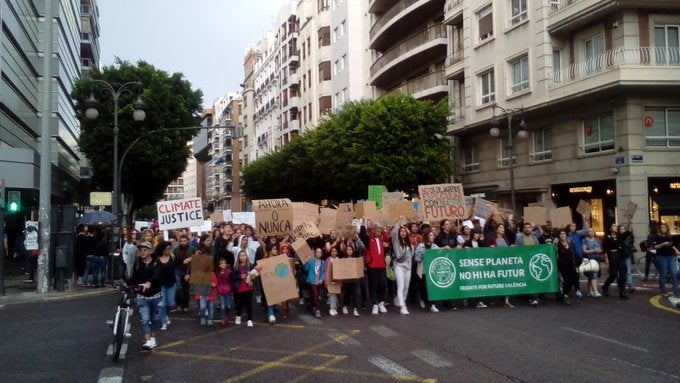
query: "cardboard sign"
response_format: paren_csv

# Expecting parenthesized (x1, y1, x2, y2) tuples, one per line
(355, 201, 377, 220)
(210, 212, 224, 223)
(549, 206, 573, 229)
(318, 208, 337, 235)
(388, 200, 416, 221)
(465, 196, 474, 218)
(291, 222, 322, 241)
(252, 198, 294, 236)
(418, 183, 466, 221)
(233, 212, 256, 226)
(576, 200, 592, 219)
(291, 238, 314, 265)
(623, 201, 638, 221)
(473, 197, 497, 219)
(189, 253, 214, 291)
(326, 261, 343, 294)
(331, 257, 364, 280)
(293, 202, 319, 226)
(382, 192, 404, 207)
(336, 224, 357, 238)
(523, 206, 549, 226)
(368, 185, 388, 209)
(335, 203, 355, 230)
(157, 198, 204, 230)
(257, 255, 299, 306)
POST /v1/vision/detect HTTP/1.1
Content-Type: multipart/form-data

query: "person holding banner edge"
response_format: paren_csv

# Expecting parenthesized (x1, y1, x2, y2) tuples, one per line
(514, 222, 543, 307)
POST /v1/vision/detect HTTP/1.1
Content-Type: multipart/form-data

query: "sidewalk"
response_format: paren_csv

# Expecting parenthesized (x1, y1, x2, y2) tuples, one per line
(0, 259, 115, 306)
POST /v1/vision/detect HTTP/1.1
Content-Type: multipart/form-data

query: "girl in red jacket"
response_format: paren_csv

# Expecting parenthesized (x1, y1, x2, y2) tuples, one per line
(359, 219, 389, 315)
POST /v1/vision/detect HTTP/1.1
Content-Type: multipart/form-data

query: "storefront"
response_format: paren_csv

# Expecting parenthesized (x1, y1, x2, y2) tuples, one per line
(648, 177, 680, 235)
(550, 180, 617, 235)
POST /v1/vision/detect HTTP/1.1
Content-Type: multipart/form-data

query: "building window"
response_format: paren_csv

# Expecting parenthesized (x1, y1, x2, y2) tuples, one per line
(341, 54, 346, 71)
(654, 25, 680, 65)
(510, 54, 529, 93)
(334, 60, 339, 75)
(319, 61, 331, 81)
(510, 0, 527, 25)
(340, 21, 346, 38)
(644, 107, 680, 147)
(318, 0, 329, 12)
(582, 112, 614, 154)
(333, 27, 338, 42)
(584, 34, 604, 74)
(477, 5, 493, 42)
(531, 128, 552, 162)
(552, 50, 562, 83)
(497, 138, 514, 167)
(318, 26, 331, 47)
(463, 143, 479, 172)
(480, 70, 495, 105)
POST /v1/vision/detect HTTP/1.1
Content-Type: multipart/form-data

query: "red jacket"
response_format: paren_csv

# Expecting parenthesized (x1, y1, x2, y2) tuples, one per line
(360, 225, 387, 270)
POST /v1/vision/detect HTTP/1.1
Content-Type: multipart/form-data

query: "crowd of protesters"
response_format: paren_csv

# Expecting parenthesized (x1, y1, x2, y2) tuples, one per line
(112, 215, 679, 351)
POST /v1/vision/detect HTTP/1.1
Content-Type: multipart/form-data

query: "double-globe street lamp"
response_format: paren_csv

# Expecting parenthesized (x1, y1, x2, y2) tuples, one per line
(489, 104, 528, 217)
(85, 81, 145, 266)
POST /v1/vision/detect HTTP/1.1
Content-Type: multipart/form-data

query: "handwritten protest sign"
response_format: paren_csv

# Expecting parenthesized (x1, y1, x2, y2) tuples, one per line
(291, 238, 314, 265)
(331, 257, 364, 280)
(257, 256, 298, 306)
(356, 201, 377, 220)
(210, 212, 224, 223)
(473, 197, 497, 219)
(252, 199, 294, 236)
(189, 253, 214, 294)
(418, 183, 466, 221)
(293, 202, 319, 226)
(157, 197, 204, 230)
(368, 185, 388, 209)
(326, 261, 343, 294)
(382, 192, 404, 207)
(523, 206, 549, 226)
(623, 201, 638, 221)
(318, 208, 337, 235)
(465, 196, 474, 218)
(336, 203, 355, 230)
(549, 206, 573, 229)
(576, 200, 592, 219)
(291, 222, 322, 241)
(233, 212, 256, 226)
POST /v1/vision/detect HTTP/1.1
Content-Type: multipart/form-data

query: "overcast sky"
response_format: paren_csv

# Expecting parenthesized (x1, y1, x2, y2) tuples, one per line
(98, 0, 288, 108)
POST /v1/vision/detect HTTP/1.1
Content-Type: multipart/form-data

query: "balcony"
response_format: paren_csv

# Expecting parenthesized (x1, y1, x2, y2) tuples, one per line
(443, 0, 463, 25)
(385, 70, 448, 101)
(289, 71, 299, 87)
(369, 0, 445, 50)
(289, 51, 299, 68)
(289, 95, 300, 109)
(548, 47, 680, 98)
(370, 24, 447, 86)
(444, 50, 464, 79)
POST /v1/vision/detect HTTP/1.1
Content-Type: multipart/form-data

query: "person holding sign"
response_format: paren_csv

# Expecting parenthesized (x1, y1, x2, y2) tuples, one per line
(359, 220, 389, 315)
(515, 223, 543, 307)
(415, 228, 440, 313)
(340, 244, 363, 317)
(304, 248, 326, 319)
(325, 247, 342, 316)
(232, 250, 258, 328)
(391, 217, 415, 315)
(650, 224, 680, 297)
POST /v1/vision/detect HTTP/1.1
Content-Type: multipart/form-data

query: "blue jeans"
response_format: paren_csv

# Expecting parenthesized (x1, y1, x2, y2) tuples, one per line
(137, 295, 162, 337)
(160, 285, 176, 324)
(82, 255, 95, 285)
(218, 294, 234, 320)
(199, 296, 214, 321)
(655, 255, 679, 295)
(625, 257, 633, 288)
(94, 256, 108, 286)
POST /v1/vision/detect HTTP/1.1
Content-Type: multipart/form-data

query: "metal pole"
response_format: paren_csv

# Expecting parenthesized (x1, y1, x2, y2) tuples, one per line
(0, 208, 5, 296)
(37, 0, 54, 294)
(507, 113, 516, 217)
(110, 94, 119, 282)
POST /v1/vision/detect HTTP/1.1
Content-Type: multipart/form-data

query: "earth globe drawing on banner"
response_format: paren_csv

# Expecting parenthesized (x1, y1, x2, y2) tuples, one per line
(529, 253, 553, 281)
(274, 262, 290, 279)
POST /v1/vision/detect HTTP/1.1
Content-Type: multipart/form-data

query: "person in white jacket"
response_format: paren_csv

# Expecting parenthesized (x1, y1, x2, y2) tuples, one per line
(391, 217, 415, 315)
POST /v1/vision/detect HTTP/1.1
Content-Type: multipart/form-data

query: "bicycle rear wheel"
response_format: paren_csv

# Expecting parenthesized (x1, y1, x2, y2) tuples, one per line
(112, 310, 125, 361)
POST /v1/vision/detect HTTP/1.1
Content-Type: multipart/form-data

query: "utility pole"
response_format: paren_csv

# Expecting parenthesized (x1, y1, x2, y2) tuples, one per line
(37, 0, 54, 294)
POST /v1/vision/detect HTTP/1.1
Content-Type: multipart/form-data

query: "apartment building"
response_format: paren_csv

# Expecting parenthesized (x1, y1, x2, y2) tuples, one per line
(368, 0, 448, 102)
(446, 0, 680, 236)
(277, 3, 301, 147)
(253, 33, 279, 158)
(0, 0, 98, 222)
(207, 94, 240, 211)
(241, 44, 259, 168)
(193, 109, 214, 205)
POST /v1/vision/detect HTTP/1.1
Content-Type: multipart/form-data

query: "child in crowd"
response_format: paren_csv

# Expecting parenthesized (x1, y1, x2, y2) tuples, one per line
(215, 258, 233, 327)
(304, 248, 326, 318)
(341, 244, 362, 317)
(325, 247, 341, 316)
(232, 250, 256, 328)
(194, 250, 217, 326)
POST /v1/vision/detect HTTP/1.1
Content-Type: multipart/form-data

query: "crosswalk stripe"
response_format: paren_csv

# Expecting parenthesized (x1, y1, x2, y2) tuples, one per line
(369, 325, 398, 338)
(328, 331, 361, 347)
(412, 349, 452, 367)
(368, 355, 416, 378)
(297, 314, 322, 325)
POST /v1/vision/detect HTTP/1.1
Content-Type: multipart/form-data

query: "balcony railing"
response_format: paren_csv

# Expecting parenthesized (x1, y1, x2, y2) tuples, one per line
(549, 47, 680, 87)
(548, 0, 581, 13)
(445, 50, 464, 66)
(371, 24, 446, 76)
(386, 70, 447, 98)
(445, 0, 463, 13)
(370, 0, 420, 40)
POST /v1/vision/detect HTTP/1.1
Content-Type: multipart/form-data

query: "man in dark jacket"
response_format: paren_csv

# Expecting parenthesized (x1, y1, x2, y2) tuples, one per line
(130, 242, 162, 350)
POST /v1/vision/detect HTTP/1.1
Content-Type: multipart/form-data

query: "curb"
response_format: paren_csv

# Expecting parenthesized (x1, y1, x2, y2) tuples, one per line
(0, 287, 116, 306)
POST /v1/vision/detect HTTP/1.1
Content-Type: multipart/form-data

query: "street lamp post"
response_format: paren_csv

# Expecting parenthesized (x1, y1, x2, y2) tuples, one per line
(85, 81, 145, 277)
(489, 104, 528, 217)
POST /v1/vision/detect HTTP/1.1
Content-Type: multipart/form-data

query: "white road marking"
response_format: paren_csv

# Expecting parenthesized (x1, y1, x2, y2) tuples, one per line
(369, 355, 416, 378)
(328, 331, 361, 347)
(612, 358, 680, 380)
(561, 327, 649, 352)
(412, 349, 452, 367)
(97, 367, 124, 383)
(298, 314, 322, 325)
(369, 325, 398, 338)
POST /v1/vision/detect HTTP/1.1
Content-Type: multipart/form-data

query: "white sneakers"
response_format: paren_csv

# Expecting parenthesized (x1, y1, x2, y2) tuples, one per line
(342, 306, 349, 315)
(419, 298, 426, 309)
(400, 306, 410, 315)
(575, 290, 583, 299)
(393, 296, 401, 307)
(353, 308, 360, 317)
(247, 320, 254, 328)
(587, 291, 602, 298)
(372, 305, 379, 315)
(378, 302, 387, 313)
(234, 316, 242, 325)
(476, 302, 487, 308)
(160, 323, 168, 331)
(430, 304, 439, 313)
(268, 315, 276, 324)
(142, 337, 157, 350)
(329, 308, 338, 316)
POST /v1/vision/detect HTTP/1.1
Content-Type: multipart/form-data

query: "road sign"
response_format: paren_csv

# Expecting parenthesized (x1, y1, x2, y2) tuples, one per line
(90, 192, 112, 206)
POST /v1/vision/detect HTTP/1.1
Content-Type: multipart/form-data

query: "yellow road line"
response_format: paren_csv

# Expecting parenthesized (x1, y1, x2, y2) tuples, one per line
(649, 295, 680, 315)
(234, 346, 340, 358)
(155, 326, 238, 350)
(283, 354, 347, 383)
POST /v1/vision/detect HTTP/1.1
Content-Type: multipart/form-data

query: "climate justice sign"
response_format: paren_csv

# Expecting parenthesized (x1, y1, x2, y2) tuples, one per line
(157, 198, 204, 230)
(424, 245, 558, 300)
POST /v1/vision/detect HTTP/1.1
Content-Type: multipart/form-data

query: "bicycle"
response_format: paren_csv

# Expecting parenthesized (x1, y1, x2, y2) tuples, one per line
(107, 285, 137, 361)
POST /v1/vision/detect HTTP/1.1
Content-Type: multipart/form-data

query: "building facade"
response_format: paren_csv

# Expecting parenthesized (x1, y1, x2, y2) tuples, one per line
(446, 0, 680, 236)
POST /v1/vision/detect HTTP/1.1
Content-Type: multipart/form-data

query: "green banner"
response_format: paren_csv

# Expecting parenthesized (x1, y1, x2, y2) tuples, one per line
(424, 245, 558, 301)
(367, 185, 387, 209)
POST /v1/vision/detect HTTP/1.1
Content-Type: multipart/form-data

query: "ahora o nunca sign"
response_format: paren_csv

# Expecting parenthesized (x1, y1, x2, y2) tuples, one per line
(253, 198, 294, 236)
(157, 198, 204, 231)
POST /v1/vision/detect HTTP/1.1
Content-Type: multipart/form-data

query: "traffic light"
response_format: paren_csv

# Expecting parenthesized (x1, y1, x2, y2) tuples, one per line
(7, 190, 20, 212)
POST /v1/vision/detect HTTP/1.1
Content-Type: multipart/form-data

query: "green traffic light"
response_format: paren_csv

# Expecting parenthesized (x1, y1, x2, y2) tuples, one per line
(9, 201, 18, 212)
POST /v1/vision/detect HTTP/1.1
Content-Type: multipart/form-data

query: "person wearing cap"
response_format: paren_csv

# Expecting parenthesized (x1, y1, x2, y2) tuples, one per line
(130, 241, 162, 350)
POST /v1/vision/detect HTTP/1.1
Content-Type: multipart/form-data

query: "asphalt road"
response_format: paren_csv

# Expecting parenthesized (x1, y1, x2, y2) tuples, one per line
(1, 285, 678, 383)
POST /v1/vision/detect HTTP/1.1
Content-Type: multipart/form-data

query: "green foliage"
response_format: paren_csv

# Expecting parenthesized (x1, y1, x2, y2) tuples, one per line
(242, 94, 452, 201)
(73, 59, 203, 214)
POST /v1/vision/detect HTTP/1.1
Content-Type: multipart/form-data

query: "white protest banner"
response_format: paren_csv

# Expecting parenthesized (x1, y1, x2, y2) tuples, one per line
(134, 221, 151, 232)
(157, 197, 204, 230)
(418, 183, 466, 221)
(223, 209, 233, 222)
(233, 212, 256, 227)
(24, 221, 39, 250)
(252, 199, 294, 236)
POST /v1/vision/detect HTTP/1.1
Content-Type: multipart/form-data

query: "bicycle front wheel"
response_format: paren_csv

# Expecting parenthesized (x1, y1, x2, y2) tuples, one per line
(112, 310, 125, 361)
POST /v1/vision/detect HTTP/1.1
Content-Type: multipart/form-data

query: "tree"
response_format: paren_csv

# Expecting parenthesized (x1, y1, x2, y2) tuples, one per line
(242, 94, 452, 201)
(72, 59, 203, 217)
